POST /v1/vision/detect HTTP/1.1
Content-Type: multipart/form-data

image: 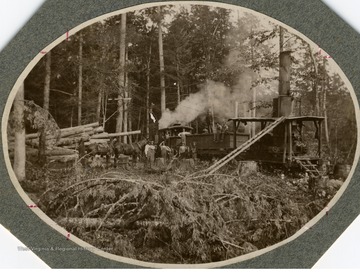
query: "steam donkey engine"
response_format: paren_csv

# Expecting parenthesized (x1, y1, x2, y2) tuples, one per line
(158, 51, 324, 173)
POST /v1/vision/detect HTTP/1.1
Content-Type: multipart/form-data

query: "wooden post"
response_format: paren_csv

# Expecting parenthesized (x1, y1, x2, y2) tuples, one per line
(318, 120, 322, 157)
(211, 104, 215, 131)
(252, 88, 257, 136)
(279, 26, 284, 52)
(261, 122, 266, 130)
(289, 121, 293, 161)
(233, 120, 237, 149)
(283, 122, 288, 163)
(235, 101, 239, 118)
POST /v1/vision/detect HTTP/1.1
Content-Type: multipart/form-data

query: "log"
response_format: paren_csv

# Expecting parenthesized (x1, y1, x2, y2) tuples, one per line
(60, 122, 99, 132)
(46, 147, 78, 156)
(57, 134, 90, 146)
(58, 132, 91, 139)
(25, 127, 86, 140)
(60, 127, 92, 138)
(89, 132, 109, 139)
(57, 217, 124, 229)
(85, 139, 109, 145)
(91, 130, 141, 139)
(26, 147, 39, 157)
(57, 217, 164, 229)
(47, 154, 78, 163)
(62, 145, 77, 150)
(25, 139, 39, 147)
(26, 147, 77, 157)
(93, 126, 104, 134)
(25, 133, 90, 147)
(25, 138, 58, 148)
(25, 122, 99, 140)
(9, 147, 38, 158)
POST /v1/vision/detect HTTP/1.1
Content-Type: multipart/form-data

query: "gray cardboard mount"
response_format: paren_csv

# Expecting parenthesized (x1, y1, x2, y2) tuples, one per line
(0, 0, 359, 268)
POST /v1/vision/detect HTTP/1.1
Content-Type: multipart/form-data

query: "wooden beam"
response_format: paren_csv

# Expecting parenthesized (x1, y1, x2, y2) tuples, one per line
(318, 120, 322, 157)
(233, 120, 237, 149)
(289, 122, 293, 161)
(283, 123, 288, 163)
(261, 122, 266, 130)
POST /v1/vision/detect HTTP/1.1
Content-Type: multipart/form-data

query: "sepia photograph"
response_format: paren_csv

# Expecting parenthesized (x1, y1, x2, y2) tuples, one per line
(4, 2, 358, 265)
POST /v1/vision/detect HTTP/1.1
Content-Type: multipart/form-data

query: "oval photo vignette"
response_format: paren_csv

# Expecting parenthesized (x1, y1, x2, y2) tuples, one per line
(2, 1, 359, 268)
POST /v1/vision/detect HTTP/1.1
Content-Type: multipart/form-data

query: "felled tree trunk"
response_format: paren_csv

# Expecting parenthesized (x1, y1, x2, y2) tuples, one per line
(57, 217, 161, 230)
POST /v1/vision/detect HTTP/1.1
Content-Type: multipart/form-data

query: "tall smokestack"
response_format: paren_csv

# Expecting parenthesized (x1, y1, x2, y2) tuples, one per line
(277, 50, 293, 117)
(235, 101, 239, 118)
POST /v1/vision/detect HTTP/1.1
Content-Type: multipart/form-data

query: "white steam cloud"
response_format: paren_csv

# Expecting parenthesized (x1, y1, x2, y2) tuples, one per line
(159, 71, 256, 129)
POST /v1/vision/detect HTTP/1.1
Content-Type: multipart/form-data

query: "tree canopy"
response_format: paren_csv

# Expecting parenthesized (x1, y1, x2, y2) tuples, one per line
(22, 3, 356, 164)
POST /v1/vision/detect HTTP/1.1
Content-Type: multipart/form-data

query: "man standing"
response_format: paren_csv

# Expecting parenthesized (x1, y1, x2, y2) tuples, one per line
(178, 141, 188, 159)
(220, 120, 229, 142)
(214, 122, 222, 142)
(159, 141, 171, 163)
(206, 109, 213, 133)
(164, 130, 170, 146)
(190, 142, 197, 161)
(145, 140, 156, 169)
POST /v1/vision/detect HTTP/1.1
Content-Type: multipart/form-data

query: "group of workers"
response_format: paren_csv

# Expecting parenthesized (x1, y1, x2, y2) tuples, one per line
(141, 117, 231, 168)
(203, 120, 229, 142)
(143, 139, 197, 169)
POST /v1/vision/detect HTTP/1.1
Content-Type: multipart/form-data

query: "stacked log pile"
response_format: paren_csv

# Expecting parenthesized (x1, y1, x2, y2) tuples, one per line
(8, 122, 98, 162)
(24, 122, 100, 149)
(8, 122, 141, 163)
